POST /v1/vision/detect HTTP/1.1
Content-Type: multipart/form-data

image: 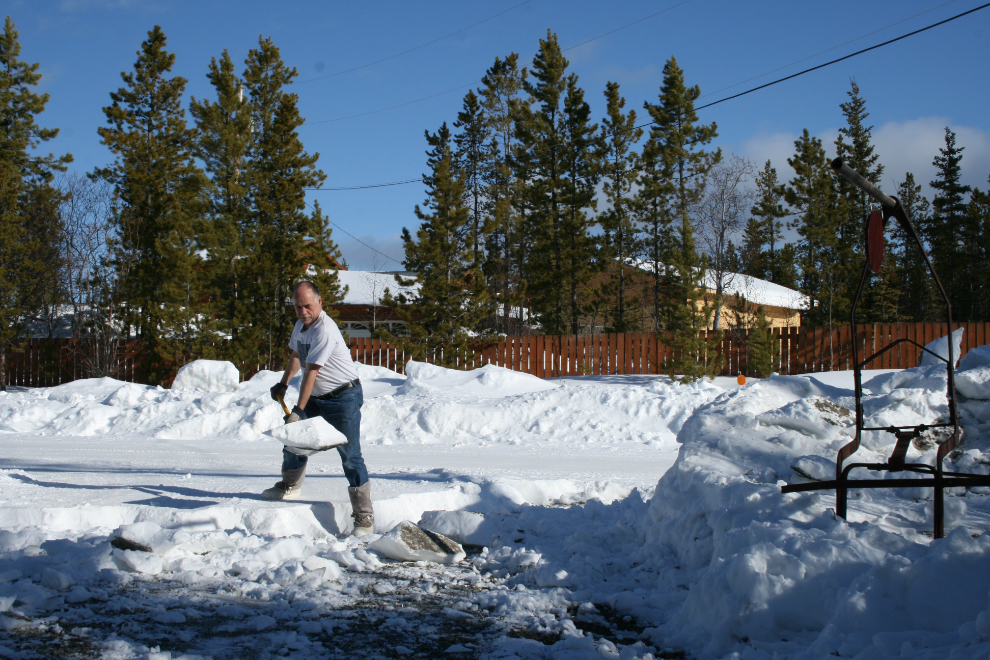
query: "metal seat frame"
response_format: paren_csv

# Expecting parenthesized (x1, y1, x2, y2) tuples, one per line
(780, 159, 990, 539)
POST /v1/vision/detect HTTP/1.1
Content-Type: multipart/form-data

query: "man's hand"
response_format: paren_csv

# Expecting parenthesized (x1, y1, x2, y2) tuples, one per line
(270, 382, 288, 401)
(283, 405, 307, 424)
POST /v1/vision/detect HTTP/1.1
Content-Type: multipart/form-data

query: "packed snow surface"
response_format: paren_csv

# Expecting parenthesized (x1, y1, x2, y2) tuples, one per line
(1, 343, 990, 659)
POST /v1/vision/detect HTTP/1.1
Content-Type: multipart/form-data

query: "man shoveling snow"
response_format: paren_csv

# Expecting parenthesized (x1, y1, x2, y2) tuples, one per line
(265, 280, 375, 537)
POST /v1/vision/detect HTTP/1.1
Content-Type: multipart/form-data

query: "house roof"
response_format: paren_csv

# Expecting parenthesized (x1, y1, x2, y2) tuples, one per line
(334, 270, 420, 305)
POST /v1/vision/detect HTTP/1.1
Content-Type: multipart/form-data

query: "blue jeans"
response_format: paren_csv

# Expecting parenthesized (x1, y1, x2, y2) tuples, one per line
(281, 384, 368, 488)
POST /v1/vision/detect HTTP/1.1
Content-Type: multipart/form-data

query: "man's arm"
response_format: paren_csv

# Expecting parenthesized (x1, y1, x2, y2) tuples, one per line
(297, 364, 321, 411)
(281, 351, 302, 385)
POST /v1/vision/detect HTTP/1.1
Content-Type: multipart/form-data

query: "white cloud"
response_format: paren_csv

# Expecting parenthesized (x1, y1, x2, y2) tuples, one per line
(738, 117, 990, 198)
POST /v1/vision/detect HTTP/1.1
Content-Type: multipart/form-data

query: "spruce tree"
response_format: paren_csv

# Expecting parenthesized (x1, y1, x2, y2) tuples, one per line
(189, 50, 253, 363)
(835, 80, 891, 323)
(240, 36, 342, 367)
(479, 54, 526, 334)
(512, 31, 597, 336)
(0, 16, 72, 389)
(968, 179, 990, 320)
(928, 128, 973, 319)
(92, 25, 200, 384)
(597, 81, 642, 332)
(667, 213, 721, 382)
(786, 129, 842, 330)
(893, 173, 936, 321)
(559, 76, 600, 335)
(382, 146, 493, 367)
(635, 56, 718, 333)
(746, 306, 780, 378)
(453, 90, 492, 266)
(745, 160, 795, 287)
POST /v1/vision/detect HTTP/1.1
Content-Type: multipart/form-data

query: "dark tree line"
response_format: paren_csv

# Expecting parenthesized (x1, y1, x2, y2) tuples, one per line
(3, 19, 989, 387)
(392, 47, 990, 378)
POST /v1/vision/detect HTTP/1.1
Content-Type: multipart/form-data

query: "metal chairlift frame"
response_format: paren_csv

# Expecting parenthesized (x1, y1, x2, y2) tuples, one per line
(780, 158, 990, 539)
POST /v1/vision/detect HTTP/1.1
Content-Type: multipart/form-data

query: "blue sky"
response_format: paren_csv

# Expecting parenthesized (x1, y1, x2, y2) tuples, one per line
(9, 0, 990, 270)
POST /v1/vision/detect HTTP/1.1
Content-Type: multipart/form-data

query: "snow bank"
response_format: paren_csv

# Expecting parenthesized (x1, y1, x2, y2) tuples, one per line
(641, 365, 990, 659)
(171, 359, 240, 392)
(918, 326, 965, 367)
(398, 360, 558, 398)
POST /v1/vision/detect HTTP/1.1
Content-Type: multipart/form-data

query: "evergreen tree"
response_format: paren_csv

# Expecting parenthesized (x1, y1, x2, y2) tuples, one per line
(786, 129, 842, 330)
(667, 213, 721, 382)
(928, 128, 973, 319)
(635, 56, 719, 333)
(479, 54, 527, 334)
(453, 90, 492, 266)
(746, 306, 780, 378)
(745, 160, 795, 287)
(834, 80, 883, 240)
(597, 81, 642, 332)
(966, 177, 990, 320)
(512, 31, 598, 336)
(189, 50, 253, 363)
(382, 147, 493, 367)
(0, 16, 72, 389)
(92, 25, 201, 384)
(559, 75, 600, 335)
(893, 173, 936, 321)
(835, 80, 891, 323)
(239, 36, 342, 367)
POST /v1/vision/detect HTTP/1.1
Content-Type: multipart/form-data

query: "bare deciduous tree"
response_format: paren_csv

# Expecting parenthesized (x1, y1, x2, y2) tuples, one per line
(695, 155, 756, 330)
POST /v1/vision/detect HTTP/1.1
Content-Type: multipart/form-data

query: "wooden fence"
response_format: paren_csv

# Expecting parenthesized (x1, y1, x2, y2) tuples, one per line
(4, 322, 990, 388)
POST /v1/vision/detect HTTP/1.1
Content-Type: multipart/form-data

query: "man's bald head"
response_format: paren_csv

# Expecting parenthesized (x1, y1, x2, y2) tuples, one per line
(293, 281, 320, 298)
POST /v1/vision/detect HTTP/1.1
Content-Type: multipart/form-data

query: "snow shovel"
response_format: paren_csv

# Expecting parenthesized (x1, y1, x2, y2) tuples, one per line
(273, 394, 347, 456)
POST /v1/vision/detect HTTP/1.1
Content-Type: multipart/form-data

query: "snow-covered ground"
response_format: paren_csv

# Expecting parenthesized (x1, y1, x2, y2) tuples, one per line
(1, 343, 989, 659)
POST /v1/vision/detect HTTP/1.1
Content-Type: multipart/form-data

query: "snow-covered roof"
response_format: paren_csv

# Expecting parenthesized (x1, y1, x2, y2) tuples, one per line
(703, 271, 809, 310)
(334, 270, 420, 306)
(630, 260, 808, 310)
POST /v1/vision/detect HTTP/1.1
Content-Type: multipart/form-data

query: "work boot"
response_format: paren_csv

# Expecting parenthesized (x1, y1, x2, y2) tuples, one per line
(348, 481, 374, 537)
(262, 467, 306, 501)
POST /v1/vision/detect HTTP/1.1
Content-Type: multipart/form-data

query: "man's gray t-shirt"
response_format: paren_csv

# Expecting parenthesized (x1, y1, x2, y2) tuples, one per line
(288, 311, 358, 396)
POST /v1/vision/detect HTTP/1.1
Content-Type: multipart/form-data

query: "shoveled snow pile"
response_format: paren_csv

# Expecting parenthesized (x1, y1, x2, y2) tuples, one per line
(171, 359, 241, 392)
(638, 350, 990, 659)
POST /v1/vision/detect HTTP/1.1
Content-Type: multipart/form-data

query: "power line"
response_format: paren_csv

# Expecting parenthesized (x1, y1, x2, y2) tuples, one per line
(691, 1, 990, 113)
(308, 2, 989, 190)
(306, 201, 405, 266)
(698, 0, 960, 100)
(306, 179, 419, 191)
(302, 0, 694, 126)
(295, 1, 533, 86)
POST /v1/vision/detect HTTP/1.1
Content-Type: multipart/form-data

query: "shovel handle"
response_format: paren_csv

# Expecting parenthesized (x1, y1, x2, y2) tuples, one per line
(276, 394, 291, 416)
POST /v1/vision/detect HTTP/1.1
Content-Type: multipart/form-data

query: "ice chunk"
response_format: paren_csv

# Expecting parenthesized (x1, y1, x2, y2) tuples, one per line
(171, 359, 240, 392)
(110, 521, 172, 554)
(419, 510, 500, 547)
(917, 327, 964, 367)
(265, 416, 347, 455)
(956, 366, 990, 400)
(41, 568, 73, 591)
(791, 455, 835, 481)
(370, 521, 466, 564)
(959, 344, 990, 371)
